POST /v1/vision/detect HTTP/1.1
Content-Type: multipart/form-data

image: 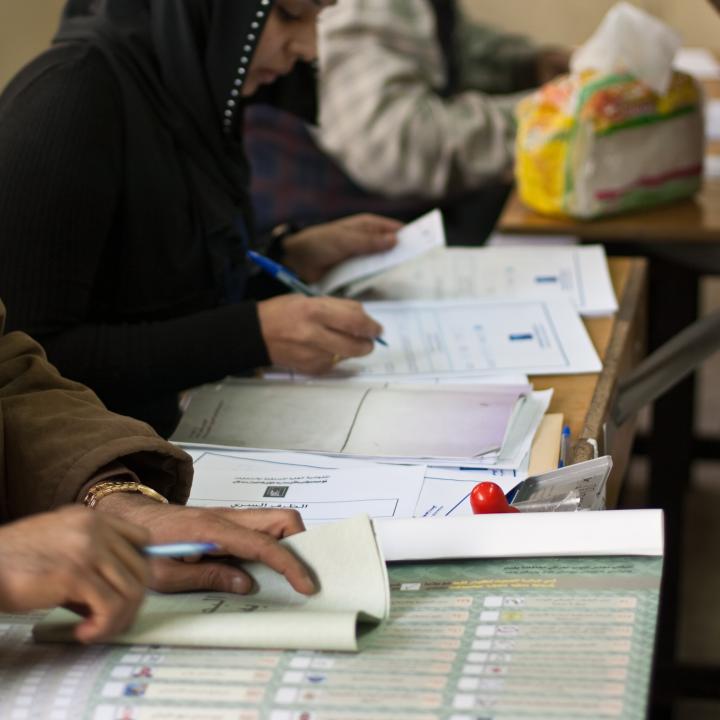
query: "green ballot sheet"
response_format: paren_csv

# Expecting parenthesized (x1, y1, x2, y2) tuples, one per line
(0, 555, 661, 719)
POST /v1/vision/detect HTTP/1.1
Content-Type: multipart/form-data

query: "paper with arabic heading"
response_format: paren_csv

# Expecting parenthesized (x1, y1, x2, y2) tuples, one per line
(187, 450, 426, 522)
(171, 379, 532, 467)
(347, 244, 617, 316)
(282, 298, 601, 380)
(312, 208, 445, 295)
(182, 448, 527, 522)
(34, 515, 389, 652)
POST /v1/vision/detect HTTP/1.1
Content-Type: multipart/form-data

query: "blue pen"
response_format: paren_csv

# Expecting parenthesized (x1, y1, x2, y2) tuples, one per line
(247, 249, 389, 347)
(143, 542, 220, 558)
(559, 425, 571, 468)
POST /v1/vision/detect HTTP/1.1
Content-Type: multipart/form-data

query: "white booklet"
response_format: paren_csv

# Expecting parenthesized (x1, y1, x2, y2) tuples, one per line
(171, 379, 530, 466)
(312, 209, 445, 295)
(34, 516, 389, 652)
(375, 509, 664, 562)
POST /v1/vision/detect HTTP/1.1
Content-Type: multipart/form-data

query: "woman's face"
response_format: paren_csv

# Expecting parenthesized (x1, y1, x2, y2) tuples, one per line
(243, 0, 334, 97)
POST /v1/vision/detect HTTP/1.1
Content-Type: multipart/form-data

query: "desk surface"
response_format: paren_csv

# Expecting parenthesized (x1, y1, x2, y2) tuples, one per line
(499, 183, 720, 243)
(534, 257, 647, 501)
(499, 79, 720, 244)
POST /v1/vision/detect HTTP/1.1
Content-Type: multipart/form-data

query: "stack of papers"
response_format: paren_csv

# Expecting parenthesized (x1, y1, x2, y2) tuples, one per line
(171, 379, 546, 469)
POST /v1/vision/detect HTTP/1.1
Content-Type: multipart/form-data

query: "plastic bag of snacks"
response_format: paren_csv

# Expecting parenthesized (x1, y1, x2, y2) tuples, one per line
(514, 71, 703, 219)
(514, 3, 704, 219)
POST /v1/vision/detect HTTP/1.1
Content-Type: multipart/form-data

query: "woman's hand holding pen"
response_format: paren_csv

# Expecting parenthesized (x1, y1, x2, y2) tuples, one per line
(257, 294, 383, 374)
(282, 213, 401, 282)
(94, 495, 316, 598)
(0, 506, 150, 643)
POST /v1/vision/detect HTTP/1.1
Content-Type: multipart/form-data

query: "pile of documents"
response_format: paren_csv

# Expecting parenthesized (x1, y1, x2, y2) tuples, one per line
(172, 379, 546, 468)
(171, 378, 556, 523)
(172, 208, 618, 524)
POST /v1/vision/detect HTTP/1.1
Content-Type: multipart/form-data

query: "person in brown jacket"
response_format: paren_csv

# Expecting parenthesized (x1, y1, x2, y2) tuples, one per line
(0, 298, 314, 642)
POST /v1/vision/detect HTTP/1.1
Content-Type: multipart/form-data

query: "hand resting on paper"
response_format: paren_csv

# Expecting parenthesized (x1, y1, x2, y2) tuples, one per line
(258, 294, 383, 374)
(95, 495, 316, 596)
(282, 213, 401, 283)
(0, 506, 150, 643)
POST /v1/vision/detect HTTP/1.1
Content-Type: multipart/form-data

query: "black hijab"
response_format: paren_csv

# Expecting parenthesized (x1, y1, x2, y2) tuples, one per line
(53, 0, 316, 306)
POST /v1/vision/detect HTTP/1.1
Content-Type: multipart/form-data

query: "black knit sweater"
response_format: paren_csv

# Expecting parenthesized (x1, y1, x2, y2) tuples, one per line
(0, 44, 271, 437)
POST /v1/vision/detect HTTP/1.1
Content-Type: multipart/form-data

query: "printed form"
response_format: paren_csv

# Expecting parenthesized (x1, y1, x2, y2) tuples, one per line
(322, 298, 602, 379)
(2, 554, 660, 720)
(183, 449, 526, 522)
(347, 244, 618, 317)
(187, 451, 425, 522)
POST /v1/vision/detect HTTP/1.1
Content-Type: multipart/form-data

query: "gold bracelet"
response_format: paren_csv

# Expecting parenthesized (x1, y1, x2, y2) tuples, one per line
(83, 480, 169, 509)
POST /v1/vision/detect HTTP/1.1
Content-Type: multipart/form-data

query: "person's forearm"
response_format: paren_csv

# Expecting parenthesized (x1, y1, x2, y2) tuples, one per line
(39, 302, 270, 399)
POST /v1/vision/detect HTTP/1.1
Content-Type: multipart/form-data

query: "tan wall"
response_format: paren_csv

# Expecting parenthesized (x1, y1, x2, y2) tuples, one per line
(1, 0, 720, 91)
(461, 0, 720, 50)
(0, 0, 63, 91)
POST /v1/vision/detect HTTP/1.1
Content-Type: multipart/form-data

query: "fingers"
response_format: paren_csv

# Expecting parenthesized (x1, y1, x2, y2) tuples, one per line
(259, 295, 384, 373)
(220, 530, 316, 596)
(227, 509, 307, 538)
(71, 572, 141, 644)
(96, 503, 317, 599)
(72, 512, 149, 642)
(148, 558, 255, 594)
(348, 213, 404, 233)
(335, 221, 398, 257)
(149, 529, 316, 598)
(107, 534, 152, 587)
(314, 298, 384, 344)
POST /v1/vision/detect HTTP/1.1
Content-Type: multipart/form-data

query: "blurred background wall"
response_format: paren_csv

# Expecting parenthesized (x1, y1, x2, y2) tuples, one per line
(0, 0, 63, 89)
(1, 0, 720, 91)
(460, 0, 720, 48)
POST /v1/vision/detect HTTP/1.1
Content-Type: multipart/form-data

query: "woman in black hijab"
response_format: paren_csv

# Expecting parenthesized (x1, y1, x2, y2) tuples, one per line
(0, 0, 400, 436)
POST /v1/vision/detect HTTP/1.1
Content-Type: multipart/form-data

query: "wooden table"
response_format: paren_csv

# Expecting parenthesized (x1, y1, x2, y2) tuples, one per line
(500, 180, 720, 244)
(533, 256, 647, 507)
(499, 188, 719, 717)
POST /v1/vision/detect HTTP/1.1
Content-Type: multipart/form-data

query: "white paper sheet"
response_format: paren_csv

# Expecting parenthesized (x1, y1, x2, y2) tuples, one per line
(347, 245, 617, 316)
(675, 47, 720, 80)
(188, 450, 425, 522)
(312, 209, 445, 295)
(313, 298, 602, 379)
(485, 389, 553, 470)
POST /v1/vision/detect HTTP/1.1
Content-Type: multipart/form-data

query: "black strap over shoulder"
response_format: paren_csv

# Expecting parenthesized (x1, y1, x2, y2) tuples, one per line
(428, 0, 459, 97)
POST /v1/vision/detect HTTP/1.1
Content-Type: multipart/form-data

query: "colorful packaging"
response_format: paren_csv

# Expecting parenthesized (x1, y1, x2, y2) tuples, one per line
(514, 70, 704, 219)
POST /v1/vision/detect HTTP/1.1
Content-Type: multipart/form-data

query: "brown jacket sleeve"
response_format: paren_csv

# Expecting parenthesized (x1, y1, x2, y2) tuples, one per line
(0, 299, 193, 522)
